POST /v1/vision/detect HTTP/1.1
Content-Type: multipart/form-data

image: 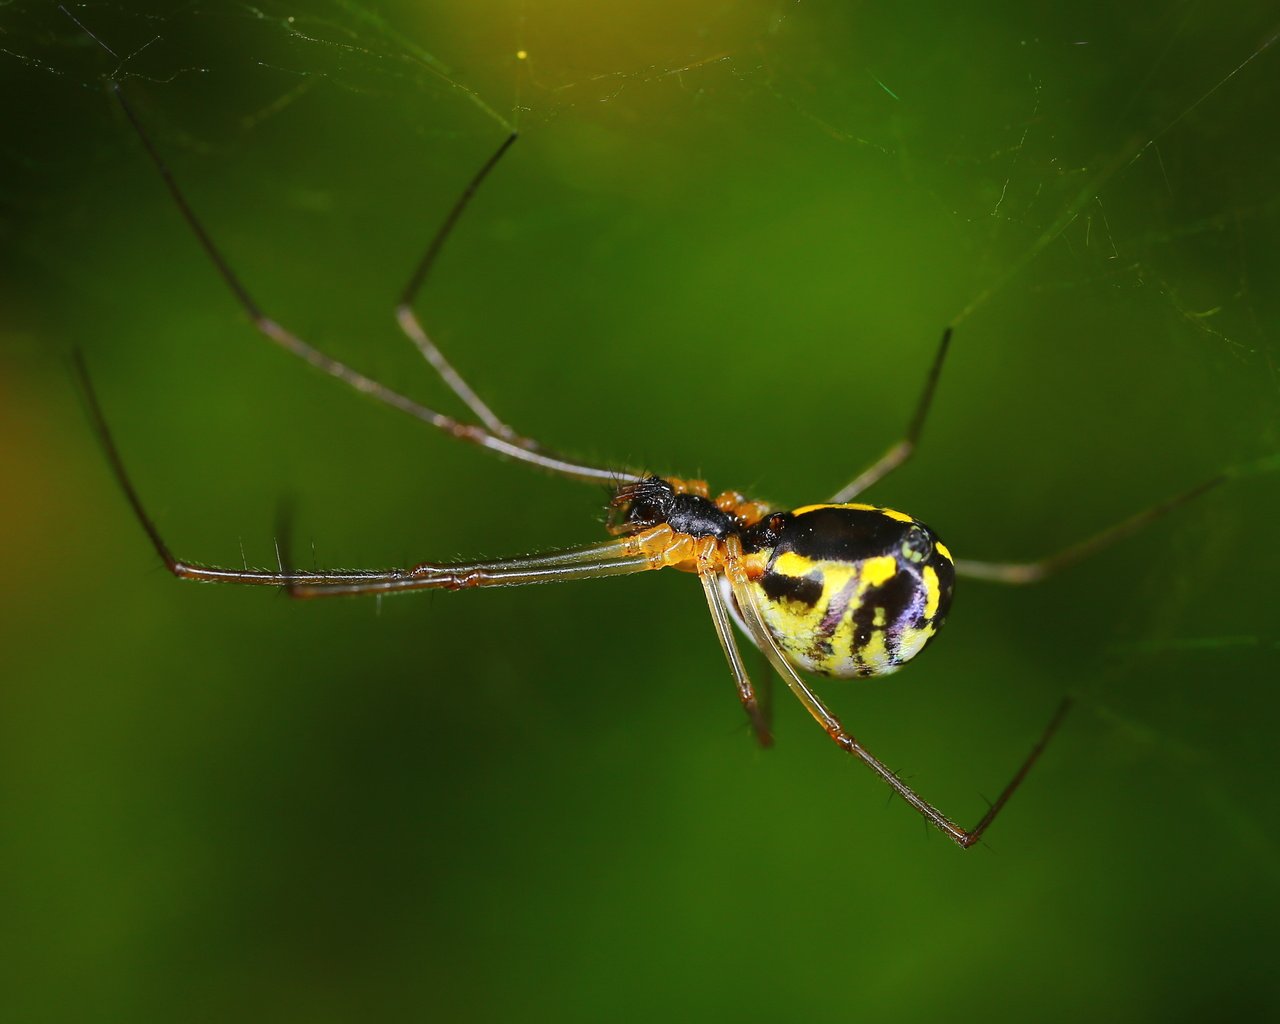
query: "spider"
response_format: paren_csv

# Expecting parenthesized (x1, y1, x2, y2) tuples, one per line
(79, 83, 1229, 849)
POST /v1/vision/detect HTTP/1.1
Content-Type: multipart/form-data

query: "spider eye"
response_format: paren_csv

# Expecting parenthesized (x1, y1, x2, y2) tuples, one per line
(901, 524, 933, 563)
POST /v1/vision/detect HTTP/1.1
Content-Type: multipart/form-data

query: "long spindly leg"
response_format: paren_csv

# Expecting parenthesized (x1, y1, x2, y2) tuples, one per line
(955, 473, 1227, 584)
(286, 542, 658, 598)
(830, 327, 953, 503)
(76, 350, 659, 596)
(112, 83, 634, 487)
(721, 537, 1068, 848)
(396, 134, 519, 440)
(699, 569, 773, 748)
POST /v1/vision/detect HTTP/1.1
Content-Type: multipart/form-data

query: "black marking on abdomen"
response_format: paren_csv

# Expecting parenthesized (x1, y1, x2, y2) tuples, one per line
(849, 589, 880, 651)
(861, 569, 923, 664)
(761, 569, 824, 607)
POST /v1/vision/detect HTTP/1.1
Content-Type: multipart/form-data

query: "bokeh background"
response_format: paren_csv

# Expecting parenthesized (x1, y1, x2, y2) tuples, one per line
(4, 2, 1280, 1020)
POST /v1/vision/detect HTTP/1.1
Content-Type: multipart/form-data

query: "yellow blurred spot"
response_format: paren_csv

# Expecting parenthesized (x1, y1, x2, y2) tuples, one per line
(773, 551, 820, 579)
(923, 566, 940, 619)
(879, 508, 914, 523)
(860, 555, 897, 588)
(516, 50, 528, 60)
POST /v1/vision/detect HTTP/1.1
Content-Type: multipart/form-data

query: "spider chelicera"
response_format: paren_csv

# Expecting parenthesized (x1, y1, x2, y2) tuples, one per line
(79, 83, 1228, 848)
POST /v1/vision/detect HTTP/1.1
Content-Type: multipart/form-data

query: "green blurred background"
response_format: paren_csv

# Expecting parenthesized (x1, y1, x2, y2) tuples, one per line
(3, 1, 1279, 1020)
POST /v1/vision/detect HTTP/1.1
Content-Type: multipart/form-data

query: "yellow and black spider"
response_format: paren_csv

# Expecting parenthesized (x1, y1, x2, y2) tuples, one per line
(80, 84, 1227, 848)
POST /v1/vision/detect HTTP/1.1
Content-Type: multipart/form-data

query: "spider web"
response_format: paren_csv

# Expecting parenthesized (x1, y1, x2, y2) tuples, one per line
(2, 1, 1280, 1018)
(5, 0, 1279, 793)
(11, 5, 1274, 661)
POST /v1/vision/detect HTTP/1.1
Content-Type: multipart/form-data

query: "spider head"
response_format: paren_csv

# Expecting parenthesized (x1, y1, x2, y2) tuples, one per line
(609, 476, 677, 533)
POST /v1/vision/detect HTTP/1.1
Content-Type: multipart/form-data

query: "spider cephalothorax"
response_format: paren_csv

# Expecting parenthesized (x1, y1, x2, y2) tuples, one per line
(611, 476, 741, 538)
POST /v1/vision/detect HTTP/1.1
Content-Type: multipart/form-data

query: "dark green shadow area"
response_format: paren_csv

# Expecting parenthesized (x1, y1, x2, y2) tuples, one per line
(3, 2, 1279, 1021)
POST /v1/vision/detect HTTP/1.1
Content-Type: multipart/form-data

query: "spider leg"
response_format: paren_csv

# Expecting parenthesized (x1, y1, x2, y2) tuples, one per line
(396, 134, 520, 440)
(112, 83, 634, 487)
(287, 542, 657, 598)
(955, 473, 1227, 584)
(699, 566, 773, 748)
(830, 327, 952, 503)
(75, 350, 658, 595)
(722, 536, 1067, 848)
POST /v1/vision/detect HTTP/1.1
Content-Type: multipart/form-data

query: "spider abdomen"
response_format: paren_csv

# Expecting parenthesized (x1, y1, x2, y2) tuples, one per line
(747, 504, 956, 678)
